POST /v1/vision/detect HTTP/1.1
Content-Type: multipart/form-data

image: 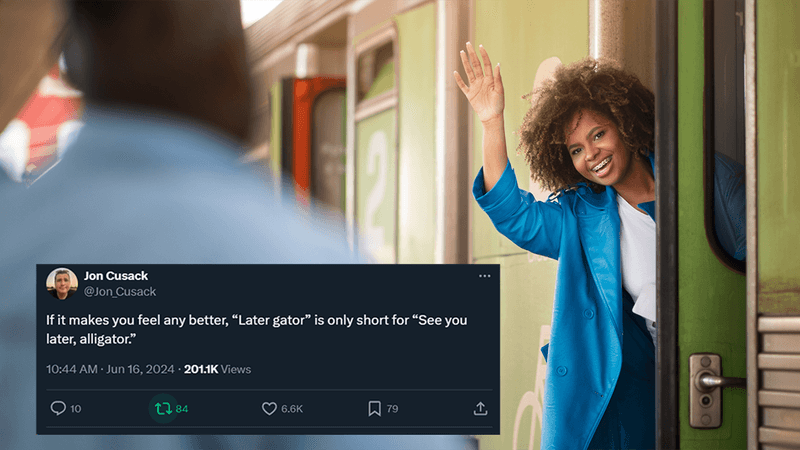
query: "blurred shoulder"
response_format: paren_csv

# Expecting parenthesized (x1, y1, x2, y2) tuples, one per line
(0, 106, 361, 265)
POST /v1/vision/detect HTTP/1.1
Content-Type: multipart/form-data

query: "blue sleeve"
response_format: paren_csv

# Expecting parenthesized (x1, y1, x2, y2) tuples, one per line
(472, 160, 562, 260)
(713, 153, 747, 260)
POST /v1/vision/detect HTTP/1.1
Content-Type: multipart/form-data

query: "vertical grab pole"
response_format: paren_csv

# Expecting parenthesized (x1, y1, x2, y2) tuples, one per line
(655, 0, 680, 448)
(744, 0, 758, 448)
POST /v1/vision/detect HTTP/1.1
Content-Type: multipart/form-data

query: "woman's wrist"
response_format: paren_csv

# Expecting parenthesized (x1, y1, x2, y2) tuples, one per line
(480, 114, 508, 192)
(481, 115, 504, 129)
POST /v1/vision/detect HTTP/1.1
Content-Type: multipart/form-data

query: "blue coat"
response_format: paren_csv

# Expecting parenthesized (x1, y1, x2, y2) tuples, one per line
(472, 152, 745, 450)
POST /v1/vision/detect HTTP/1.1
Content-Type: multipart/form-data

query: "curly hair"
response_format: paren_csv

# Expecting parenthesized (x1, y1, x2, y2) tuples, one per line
(517, 57, 654, 192)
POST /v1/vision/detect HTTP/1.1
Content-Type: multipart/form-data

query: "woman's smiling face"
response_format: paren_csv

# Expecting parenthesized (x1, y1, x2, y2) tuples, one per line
(565, 109, 634, 187)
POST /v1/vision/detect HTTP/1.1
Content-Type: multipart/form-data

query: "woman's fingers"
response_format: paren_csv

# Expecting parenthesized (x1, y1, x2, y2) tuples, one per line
(455, 43, 503, 121)
(456, 43, 497, 98)
(459, 50, 475, 83)
(494, 62, 503, 93)
(453, 71, 468, 95)
(479, 45, 493, 88)
(466, 42, 484, 79)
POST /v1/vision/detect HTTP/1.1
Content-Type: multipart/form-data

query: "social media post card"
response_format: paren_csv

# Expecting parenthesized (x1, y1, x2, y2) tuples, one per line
(37, 264, 499, 435)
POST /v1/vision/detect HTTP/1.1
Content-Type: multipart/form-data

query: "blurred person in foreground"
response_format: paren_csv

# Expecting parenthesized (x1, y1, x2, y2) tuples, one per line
(0, 1, 473, 449)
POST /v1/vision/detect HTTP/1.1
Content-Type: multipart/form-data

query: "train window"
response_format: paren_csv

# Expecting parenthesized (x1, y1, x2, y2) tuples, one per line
(311, 89, 346, 211)
(357, 40, 394, 103)
(705, 0, 746, 272)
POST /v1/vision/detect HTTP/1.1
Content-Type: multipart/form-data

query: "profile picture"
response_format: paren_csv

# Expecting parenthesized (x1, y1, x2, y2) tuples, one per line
(47, 268, 78, 300)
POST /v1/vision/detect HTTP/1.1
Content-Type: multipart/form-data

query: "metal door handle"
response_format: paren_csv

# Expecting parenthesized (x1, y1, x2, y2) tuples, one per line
(697, 374, 746, 390)
(689, 353, 746, 429)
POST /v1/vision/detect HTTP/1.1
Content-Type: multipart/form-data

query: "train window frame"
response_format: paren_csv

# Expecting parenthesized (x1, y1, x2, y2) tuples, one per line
(703, 0, 746, 274)
(354, 25, 398, 121)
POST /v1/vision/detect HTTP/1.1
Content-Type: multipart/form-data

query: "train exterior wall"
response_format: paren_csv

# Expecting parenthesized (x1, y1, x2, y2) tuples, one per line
(757, 0, 800, 315)
(752, 4, 800, 446)
(470, 0, 587, 448)
(356, 108, 398, 263)
(396, 4, 437, 263)
(270, 82, 282, 177)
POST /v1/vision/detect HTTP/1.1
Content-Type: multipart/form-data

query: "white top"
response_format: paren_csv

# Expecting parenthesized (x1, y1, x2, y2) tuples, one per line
(617, 194, 658, 348)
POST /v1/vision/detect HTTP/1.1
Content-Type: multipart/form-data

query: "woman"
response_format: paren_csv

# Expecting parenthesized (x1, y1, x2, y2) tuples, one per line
(454, 43, 744, 450)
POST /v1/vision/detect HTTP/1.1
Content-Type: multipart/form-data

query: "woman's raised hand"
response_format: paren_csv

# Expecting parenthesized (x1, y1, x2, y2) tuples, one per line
(454, 43, 504, 124)
(454, 43, 507, 191)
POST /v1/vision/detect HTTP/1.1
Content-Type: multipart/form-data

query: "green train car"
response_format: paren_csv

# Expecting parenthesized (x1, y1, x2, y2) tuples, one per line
(246, 0, 799, 448)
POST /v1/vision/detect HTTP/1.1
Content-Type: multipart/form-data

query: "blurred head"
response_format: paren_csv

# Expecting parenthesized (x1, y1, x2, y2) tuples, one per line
(63, 0, 252, 142)
(0, 1, 67, 135)
(55, 270, 70, 298)
(518, 57, 654, 192)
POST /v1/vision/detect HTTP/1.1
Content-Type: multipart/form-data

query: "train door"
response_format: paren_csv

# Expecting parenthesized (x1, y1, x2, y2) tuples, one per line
(655, 0, 749, 447)
(659, 1, 800, 448)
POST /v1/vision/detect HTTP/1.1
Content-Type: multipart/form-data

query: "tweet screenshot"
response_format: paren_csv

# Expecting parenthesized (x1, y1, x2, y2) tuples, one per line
(37, 264, 499, 435)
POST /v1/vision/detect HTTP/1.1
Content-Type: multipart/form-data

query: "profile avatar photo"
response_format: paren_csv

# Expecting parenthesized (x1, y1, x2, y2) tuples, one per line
(47, 268, 78, 300)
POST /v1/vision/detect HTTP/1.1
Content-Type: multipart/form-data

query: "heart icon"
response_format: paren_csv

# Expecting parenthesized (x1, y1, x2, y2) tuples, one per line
(261, 402, 277, 416)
